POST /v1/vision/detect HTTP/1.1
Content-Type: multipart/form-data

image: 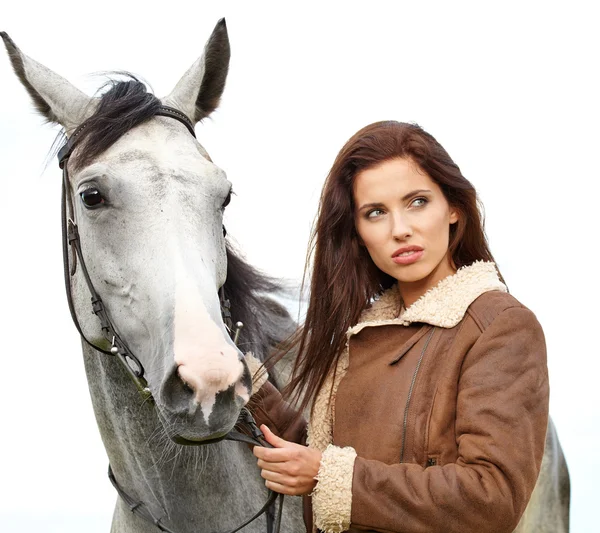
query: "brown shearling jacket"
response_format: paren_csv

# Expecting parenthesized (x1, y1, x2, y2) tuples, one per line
(247, 262, 549, 533)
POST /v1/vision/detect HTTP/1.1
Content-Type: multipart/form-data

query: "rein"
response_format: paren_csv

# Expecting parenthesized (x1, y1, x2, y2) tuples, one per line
(59, 106, 283, 533)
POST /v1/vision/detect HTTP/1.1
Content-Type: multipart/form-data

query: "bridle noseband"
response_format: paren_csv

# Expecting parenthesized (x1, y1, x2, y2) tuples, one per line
(59, 106, 283, 533)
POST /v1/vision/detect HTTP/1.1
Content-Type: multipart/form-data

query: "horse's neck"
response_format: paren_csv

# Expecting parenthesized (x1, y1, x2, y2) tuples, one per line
(81, 343, 270, 533)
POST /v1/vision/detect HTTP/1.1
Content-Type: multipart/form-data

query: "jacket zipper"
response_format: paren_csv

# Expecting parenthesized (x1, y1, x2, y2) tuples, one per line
(399, 327, 435, 464)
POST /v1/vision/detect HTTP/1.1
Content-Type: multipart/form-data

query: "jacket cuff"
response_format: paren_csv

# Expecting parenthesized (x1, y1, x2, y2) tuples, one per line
(312, 444, 357, 533)
(244, 353, 269, 394)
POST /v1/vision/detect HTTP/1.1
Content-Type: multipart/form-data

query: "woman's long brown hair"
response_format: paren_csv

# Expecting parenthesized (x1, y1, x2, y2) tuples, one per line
(277, 121, 501, 415)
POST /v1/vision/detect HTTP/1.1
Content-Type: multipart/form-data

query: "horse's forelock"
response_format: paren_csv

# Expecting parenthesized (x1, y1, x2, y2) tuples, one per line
(70, 74, 162, 171)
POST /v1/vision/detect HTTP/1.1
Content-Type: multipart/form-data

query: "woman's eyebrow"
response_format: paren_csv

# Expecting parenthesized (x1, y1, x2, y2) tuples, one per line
(357, 201, 385, 212)
(357, 189, 432, 212)
(402, 188, 432, 200)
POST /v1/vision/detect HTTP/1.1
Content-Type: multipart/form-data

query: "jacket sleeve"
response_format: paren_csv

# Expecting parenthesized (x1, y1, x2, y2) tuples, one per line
(245, 354, 308, 445)
(312, 306, 550, 533)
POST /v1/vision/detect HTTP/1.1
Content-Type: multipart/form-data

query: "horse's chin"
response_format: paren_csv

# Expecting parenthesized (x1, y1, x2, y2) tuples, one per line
(157, 410, 238, 444)
(170, 432, 229, 446)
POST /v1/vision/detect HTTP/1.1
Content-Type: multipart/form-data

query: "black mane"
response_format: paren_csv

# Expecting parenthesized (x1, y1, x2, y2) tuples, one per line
(72, 75, 162, 170)
(224, 247, 295, 364)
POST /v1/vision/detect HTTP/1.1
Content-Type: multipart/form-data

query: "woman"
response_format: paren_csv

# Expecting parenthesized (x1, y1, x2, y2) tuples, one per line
(246, 121, 549, 533)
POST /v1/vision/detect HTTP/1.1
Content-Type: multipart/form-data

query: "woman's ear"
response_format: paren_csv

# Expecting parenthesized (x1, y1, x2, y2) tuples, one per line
(449, 209, 459, 225)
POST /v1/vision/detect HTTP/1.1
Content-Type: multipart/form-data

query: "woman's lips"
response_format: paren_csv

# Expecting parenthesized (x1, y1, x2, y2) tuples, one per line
(392, 249, 424, 265)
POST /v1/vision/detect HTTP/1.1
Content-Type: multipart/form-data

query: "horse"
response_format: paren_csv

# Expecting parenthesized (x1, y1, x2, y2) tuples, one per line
(514, 417, 570, 532)
(1, 20, 303, 533)
(2, 19, 569, 533)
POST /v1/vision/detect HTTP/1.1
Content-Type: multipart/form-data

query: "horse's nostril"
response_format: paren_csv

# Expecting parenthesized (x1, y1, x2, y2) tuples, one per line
(176, 367, 192, 389)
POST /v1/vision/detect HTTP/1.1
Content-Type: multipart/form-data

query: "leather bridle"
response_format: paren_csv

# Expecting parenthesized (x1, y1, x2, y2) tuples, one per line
(58, 106, 284, 533)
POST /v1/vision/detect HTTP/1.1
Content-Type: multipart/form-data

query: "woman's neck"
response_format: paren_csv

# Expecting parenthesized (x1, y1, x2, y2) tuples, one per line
(398, 258, 457, 308)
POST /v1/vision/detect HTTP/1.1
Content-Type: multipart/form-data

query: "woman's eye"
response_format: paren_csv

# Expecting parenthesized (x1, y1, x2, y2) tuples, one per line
(367, 208, 384, 219)
(411, 197, 428, 208)
(80, 188, 105, 208)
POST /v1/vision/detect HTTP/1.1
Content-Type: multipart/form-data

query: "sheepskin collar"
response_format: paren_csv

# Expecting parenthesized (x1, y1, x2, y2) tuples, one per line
(350, 261, 507, 333)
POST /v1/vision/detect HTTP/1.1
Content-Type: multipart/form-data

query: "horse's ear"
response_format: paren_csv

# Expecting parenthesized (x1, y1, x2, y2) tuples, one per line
(163, 18, 230, 123)
(1, 32, 95, 134)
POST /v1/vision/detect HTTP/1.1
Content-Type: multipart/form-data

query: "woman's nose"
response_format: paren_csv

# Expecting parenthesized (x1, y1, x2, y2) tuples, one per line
(391, 212, 412, 240)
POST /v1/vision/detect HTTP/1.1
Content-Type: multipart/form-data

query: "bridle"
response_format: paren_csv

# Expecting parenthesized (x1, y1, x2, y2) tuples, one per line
(58, 106, 284, 533)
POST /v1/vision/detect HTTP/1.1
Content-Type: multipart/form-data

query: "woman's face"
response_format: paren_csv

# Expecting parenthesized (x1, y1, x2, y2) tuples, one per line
(353, 157, 459, 302)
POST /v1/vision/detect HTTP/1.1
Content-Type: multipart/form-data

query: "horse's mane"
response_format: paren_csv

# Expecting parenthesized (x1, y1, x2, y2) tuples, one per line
(70, 75, 296, 363)
(224, 246, 296, 365)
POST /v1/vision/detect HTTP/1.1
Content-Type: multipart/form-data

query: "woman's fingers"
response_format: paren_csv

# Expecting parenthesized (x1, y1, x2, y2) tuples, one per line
(264, 480, 299, 496)
(256, 458, 284, 472)
(260, 424, 289, 448)
(260, 468, 297, 486)
(256, 456, 302, 475)
(253, 445, 298, 462)
(261, 470, 314, 496)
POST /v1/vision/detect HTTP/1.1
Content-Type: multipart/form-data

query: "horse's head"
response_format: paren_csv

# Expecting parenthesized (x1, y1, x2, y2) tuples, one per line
(2, 20, 255, 442)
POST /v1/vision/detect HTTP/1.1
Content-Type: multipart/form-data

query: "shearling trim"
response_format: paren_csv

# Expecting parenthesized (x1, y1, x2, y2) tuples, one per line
(244, 353, 269, 394)
(401, 261, 506, 327)
(357, 283, 402, 324)
(349, 261, 506, 333)
(307, 348, 349, 452)
(312, 444, 357, 533)
(307, 346, 350, 533)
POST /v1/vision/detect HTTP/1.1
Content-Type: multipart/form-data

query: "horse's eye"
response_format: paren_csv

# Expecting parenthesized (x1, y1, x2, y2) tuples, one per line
(222, 190, 232, 209)
(80, 188, 105, 208)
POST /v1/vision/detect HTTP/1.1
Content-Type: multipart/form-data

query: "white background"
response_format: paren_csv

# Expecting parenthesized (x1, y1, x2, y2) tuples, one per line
(0, 1, 597, 532)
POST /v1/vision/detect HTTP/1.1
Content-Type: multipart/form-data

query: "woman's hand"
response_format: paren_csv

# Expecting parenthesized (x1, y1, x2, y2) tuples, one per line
(253, 424, 322, 496)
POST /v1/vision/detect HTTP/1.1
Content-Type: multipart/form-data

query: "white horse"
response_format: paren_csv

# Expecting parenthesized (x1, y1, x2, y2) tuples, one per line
(1, 20, 303, 533)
